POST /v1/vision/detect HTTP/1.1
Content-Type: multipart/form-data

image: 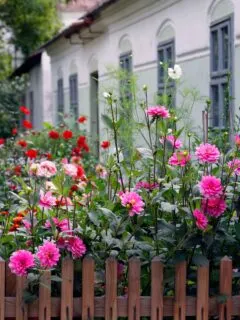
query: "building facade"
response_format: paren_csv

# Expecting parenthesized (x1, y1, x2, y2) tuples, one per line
(14, 0, 240, 139)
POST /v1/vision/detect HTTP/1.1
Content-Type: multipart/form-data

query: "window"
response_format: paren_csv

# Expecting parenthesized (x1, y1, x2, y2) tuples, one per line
(120, 51, 132, 101)
(157, 40, 175, 106)
(69, 74, 78, 120)
(210, 18, 233, 128)
(57, 79, 64, 122)
(29, 91, 34, 124)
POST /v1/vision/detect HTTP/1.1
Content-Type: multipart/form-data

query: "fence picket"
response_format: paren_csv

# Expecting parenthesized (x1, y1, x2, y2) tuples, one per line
(39, 270, 51, 320)
(105, 257, 117, 320)
(61, 258, 73, 320)
(5, 266, 15, 297)
(174, 261, 186, 320)
(197, 262, 209, 320)
(219, 256, 232, 320)
(151, 257, 163, 320)
(82, 256, 94, 320)
(0, 260, 5, 320)
(128, 257, 140, 320)
(16, 276, 28, 320)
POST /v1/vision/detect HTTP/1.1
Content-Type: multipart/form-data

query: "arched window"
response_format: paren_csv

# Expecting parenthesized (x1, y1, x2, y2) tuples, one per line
(209, 0, 234, 128)
(156, 21, 175, 106)
(69, 60, 78, 120)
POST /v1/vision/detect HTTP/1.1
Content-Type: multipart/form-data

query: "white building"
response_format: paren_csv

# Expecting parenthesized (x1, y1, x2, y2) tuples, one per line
(14, 0, 240, 140)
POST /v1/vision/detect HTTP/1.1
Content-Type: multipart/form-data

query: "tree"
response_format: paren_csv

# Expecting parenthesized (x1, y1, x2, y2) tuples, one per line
(0, 0, 61, 57)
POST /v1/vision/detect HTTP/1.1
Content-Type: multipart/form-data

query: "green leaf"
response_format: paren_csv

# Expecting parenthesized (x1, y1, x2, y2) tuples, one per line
(101, 114, 113, 129)
(87, 211, 100, 226)
(51, 275, 62, 282)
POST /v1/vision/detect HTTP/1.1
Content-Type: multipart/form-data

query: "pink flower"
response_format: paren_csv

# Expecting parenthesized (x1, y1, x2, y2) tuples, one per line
(201, 198, 226, 217)
(135, 181, 159, 191)
(36, 241, 60, 269)
(45, 218, 71, 232)
(146, 106, 170, 119)
(228, 159, 240, 175)
(39, 190, 56, 209)
(193, 209, 208, 230)
(235, 134, 240, 147)
(168, 151, 191, 167)
(37, 161, 57, 178)
(195, 143, 220, 164)
(63, 164, 78, 178)
(9, 250, 35, 276)
(120, 191, 145, 216)
(56, 196, 73, 208)
(29, 163, 40, 176)
(65, 236, 86, 259)
(199, 175, 223, 198)
(160, 135, 182, 149)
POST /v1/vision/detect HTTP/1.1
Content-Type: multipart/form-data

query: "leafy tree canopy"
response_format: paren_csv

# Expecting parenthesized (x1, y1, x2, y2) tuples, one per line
(0, 0, 61, 57)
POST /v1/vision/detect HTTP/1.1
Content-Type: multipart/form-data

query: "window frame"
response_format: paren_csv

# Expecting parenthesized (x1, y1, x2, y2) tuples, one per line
(119, 51, 133, 102)
(209, 15, 234, 129)
(29, 91, 34, 124)
(57, 78, 64, 122)
(69, 73, 79, 119)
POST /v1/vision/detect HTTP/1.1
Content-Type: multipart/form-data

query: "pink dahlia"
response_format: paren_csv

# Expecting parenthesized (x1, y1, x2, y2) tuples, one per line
(45, 217, 70, 232)
(228, 159, 240, 176)
(160, 135, 182, 149)
(36, 241, 60, 269)
(199, 175, 223, 198)
(135, 181, 159, 191)
(235, 134, 240, 147)
(195, 143, 220, 164)
(9, 250, 35, 276)
(39, 190, 56, 209)
(120, 191, 144, 216)
(168, 151, 191, 167)
(63, 163, 78, 178)
(193, 209, 208, 230)
(201, 197, 226, 217)
(146, 106, 170, 119)
(37, 161, 57, 178)
(66, 236, 86, 259)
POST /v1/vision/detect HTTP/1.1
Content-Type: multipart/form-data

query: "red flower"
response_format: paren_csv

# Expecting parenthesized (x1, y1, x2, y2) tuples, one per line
(14, 165, 22, 176)
(23, 120, 33, 129)
(78, 116, 87, 123)
(12, 128, 18, 135)
(17, 140, 27, 148)
(48, 130, 60, 139)
(83, 143, 90, 153)
(19, 106, 30, 115)
(25, 149, 38, 159)
(101, 140, 110, 149)
(46, 153, 52, 160)
(0, 138, 5, 145)
(71, 147, 81, 156)
(62, 130, 73, 139)
(76, 165, 85, 179)
(77, 136, 86, 148)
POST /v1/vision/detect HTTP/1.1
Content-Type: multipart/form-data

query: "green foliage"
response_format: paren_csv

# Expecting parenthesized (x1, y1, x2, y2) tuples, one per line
(0, 0, 61, 56)
(0, 75, 28, 138)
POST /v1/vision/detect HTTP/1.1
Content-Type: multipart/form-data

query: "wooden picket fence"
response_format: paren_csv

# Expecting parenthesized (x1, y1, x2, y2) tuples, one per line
(0, 255, 237, 319)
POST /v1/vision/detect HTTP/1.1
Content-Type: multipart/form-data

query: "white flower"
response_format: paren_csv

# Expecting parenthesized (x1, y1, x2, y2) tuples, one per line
(103, 92, 111, 99)
(168, 64, 182, 80)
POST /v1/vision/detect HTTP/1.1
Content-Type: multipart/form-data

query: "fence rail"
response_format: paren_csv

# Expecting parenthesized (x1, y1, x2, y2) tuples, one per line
(0, 256, 237, 319)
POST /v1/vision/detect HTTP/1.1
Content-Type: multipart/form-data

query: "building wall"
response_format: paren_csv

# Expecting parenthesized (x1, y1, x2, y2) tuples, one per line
(44, 0, 240, 140)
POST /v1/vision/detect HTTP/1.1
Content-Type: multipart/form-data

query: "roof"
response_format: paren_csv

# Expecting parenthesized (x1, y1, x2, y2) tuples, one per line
(12, 0, 119, 76)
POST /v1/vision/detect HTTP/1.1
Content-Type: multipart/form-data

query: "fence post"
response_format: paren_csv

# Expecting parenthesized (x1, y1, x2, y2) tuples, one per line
(219, 256, 232, 320)
(0, 259, 5, 320)
(128, 257, 140, 320)
(61, 258, 73, 320)
(197, 262, 209, 320)
(151, 257, 163, 320)
(105, 257, 117, 320)
(82, 256, 94, 320)
(16, 276, 28, 320)
(174, 261, 186, 320)
(39, 270, 51, 320)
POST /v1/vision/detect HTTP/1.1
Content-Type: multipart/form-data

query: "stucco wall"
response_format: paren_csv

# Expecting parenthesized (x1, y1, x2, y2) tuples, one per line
(41, 0, 240, 140)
